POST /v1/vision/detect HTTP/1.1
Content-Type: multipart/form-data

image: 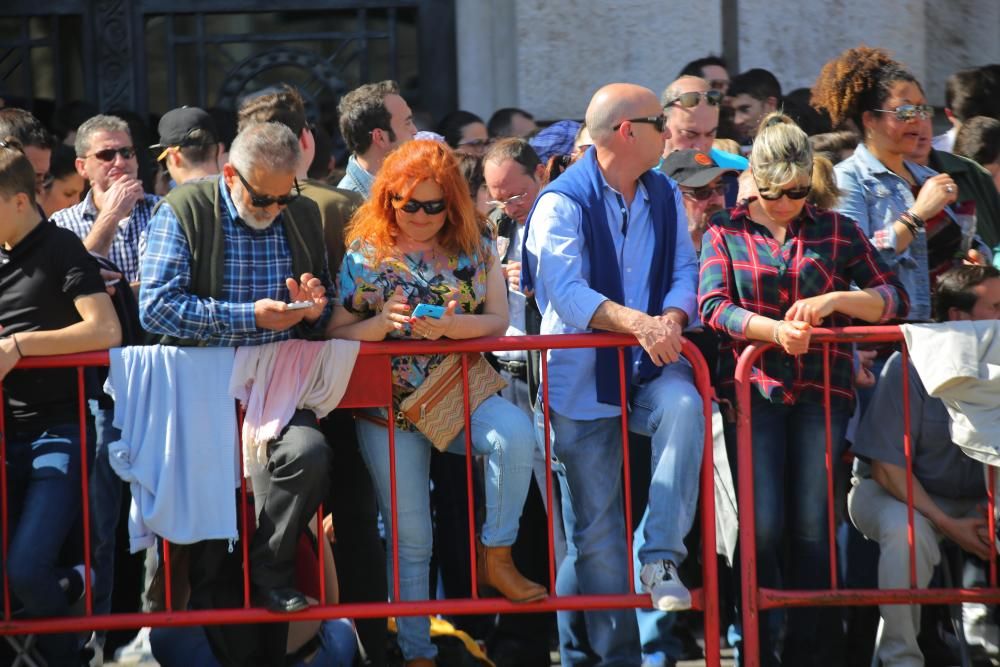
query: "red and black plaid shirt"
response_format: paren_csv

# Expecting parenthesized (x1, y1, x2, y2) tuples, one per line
(699, 201, 909, 407)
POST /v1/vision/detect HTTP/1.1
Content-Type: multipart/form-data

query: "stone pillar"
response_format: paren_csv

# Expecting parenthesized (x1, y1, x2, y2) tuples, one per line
(456, 0, 518, 120)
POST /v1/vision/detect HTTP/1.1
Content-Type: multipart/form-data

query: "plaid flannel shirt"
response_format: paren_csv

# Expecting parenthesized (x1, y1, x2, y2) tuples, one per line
(699, 201, 909, 407)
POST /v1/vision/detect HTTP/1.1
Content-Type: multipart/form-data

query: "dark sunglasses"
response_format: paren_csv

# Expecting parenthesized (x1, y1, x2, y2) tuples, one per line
(234, 169, 300, 208)
(753, 171, 811, 201)
(87, 146, 136, 162)
(613, 115, 668, 133)
(392, 196, 447, 215)
(664, 90, 724, 109)
(682, 183, 727, 201)
(874, 104, 934, 122)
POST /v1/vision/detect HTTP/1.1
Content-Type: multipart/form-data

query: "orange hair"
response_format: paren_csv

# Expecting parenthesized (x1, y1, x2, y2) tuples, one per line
(346, 139, 486, 263)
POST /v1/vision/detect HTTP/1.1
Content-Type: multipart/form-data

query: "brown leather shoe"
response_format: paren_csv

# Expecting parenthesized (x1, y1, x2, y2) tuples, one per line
(477, 540, 547, 603)
(404, 659, 436, 667)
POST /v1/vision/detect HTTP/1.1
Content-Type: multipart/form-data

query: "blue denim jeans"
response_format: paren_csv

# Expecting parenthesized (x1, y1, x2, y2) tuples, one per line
(748, 398, 849, 667)
(547, 360, 704, 667)
(356, 394, 536, 661)
(88, 400, 123, 627)
(3, 421, 82, 664)
(150, 618, 357, 667)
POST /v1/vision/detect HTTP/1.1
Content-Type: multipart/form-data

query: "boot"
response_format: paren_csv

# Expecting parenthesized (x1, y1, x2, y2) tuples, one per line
(404, 659, 436, 667)
(477, 540, 547, 603)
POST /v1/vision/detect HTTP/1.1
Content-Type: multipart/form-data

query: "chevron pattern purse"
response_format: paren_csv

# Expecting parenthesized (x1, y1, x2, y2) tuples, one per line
(400, 353, 507, 450)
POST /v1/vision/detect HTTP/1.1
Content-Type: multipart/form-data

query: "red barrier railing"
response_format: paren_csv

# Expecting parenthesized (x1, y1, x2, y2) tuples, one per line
(735, 325, 1000, 666)
(1, 333, 721, 665)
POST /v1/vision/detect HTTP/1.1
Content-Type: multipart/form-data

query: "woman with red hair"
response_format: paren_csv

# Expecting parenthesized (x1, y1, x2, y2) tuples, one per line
(328, 140, 545, 666)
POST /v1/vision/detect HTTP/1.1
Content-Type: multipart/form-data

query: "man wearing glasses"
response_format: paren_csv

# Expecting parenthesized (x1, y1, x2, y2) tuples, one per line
(0, 108, 55, 200)
(661, 149, 736, 255)
(140, 121, 334, 664)
(53, 114, 158, 285)
(524, 83, 703, 666)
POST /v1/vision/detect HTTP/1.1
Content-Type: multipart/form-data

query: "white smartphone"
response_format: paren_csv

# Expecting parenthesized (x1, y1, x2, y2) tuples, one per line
(285, 300, 315, 311)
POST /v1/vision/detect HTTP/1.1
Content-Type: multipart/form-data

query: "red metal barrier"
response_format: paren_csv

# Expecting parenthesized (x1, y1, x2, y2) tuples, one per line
(735, 325, 1000, 666)
(1, 333, 720, 666)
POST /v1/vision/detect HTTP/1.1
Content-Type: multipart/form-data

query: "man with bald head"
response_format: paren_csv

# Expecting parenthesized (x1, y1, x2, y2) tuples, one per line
(524, 83, 703, 665)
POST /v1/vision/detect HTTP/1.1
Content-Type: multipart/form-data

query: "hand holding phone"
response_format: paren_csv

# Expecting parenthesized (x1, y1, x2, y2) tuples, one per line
(411, 303, 446, 319)
(285, 300, 315, 311)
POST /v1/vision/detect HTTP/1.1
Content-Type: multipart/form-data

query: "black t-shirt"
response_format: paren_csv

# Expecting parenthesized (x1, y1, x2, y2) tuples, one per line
(0, 220, 105, 425)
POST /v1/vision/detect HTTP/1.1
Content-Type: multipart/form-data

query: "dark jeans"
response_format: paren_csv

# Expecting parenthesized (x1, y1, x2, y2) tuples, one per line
(3, 421, 82, 664)
(745, 398, 849, 667)
(88, 400, 125, 625)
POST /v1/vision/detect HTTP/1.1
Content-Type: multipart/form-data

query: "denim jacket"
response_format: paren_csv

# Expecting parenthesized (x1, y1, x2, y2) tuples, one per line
(336, 154, 375, 200)
(834, 143, 955, 321)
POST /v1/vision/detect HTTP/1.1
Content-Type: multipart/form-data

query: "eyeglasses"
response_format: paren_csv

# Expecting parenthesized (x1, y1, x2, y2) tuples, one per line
(234, 169, 300, 208)
(458, 138, 493, 148)
(612, 115, 668, 133)
(392, 196, 447, 215)
(485, 192, 528, 209)
(664, 90, 724, 109)
(682, 183, 727, 201)
(874, 104, 934, 122)
(86, 146, 136, 162)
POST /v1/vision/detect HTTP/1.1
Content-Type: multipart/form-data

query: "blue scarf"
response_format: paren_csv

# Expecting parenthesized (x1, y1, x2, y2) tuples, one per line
(522, 148, 677, 406)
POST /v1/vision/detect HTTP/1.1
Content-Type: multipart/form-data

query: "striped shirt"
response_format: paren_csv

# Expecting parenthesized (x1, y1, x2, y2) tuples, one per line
(51, 190, 160, 282)
(699, 200, 909, 407)
(139, 176, 333, 346)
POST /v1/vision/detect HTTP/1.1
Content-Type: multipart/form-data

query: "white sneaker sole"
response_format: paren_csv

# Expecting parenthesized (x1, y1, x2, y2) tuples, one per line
(652, 589, 692, 612)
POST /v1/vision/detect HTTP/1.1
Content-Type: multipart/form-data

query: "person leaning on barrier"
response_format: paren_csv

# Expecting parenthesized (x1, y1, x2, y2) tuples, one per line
(0, 137, 122, 665)
(327, 139, 545, 667)
(523, 83, 704, 666)
(848, 264, 1000, 666)
(698, 112, 910, 666)
(139, 121, 334, 663)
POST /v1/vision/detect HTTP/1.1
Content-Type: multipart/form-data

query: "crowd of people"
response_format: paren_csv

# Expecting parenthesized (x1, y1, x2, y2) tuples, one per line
(1, 45, 1000, 667)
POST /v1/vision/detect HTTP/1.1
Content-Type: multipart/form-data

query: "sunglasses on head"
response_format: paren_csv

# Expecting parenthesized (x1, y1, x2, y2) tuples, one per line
(234, 169, 300, 208)
(665, 90, 724, 109)
(87, 146, 136, 162)
(874, 104, 934, 122)
(682, 183, 727, 201)
(613, 114, 668, 133)
(392, 196, 447, 215)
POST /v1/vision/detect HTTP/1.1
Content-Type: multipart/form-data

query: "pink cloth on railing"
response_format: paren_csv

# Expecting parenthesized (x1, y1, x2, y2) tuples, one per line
(230, 339, 359, 476)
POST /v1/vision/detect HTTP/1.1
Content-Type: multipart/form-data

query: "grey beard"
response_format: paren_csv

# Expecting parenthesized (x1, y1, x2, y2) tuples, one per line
(233, 197, 277, 230)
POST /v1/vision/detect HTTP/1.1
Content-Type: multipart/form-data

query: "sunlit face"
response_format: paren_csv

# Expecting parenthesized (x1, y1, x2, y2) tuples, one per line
(950, 277, 1000, 321)
(666, 80, 719, 154)
(625, 95, 669, 170)
(40, 173, 85, 217)
(76, 130, 137, 191)
(384, 94, 417, 149)
(730, 94, 770, 140)
(680, 175, 725, 248)
(484, 157, 542, 225)
(473, 182, 491, 216)
(0, 191, 32, 247)
(755, 176, 810, 225)
(702, 65, 730, 94)
(223, 163, 297, 230)
(393, 178, 447, 245)
(866, 80, 928, 157)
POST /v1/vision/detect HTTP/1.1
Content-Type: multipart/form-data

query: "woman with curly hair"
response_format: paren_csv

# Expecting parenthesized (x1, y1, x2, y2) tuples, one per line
(327, 139, 545, 666)
(812, 46, 976, 321)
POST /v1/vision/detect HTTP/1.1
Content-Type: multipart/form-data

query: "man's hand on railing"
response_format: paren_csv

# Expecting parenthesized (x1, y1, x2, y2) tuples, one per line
(940, 514, 993, 562)
(635, 313, 683, 366)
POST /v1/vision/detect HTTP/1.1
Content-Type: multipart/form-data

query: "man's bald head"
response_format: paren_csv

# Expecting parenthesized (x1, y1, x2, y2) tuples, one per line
(661, 76, 711, 114)
(662, 76, 720, 154)
(585, 83, 660, 144)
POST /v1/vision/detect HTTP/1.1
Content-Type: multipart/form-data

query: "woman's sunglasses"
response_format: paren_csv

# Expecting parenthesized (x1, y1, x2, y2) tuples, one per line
(664, 90, 724, 109)
(392, 196, 447, 215)
(874, 104, 934, 122)
(758, 184, 812, 201)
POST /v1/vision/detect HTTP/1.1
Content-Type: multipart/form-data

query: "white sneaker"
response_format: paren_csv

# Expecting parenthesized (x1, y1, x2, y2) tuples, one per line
(114, 626, 155, 664)
(640, 560, 691, 611)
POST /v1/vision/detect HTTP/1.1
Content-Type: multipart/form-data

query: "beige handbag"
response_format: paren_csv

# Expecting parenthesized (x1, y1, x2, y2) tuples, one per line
(399, 353, 507, 450)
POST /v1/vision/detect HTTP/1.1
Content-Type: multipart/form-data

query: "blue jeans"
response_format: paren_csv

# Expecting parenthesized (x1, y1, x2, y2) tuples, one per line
(748, 398, 849, 667)
(88, 400, 123, 626)
(548, 360, 704, 667)
(356, 394, 536, 661)
(3, 422, 82, 664)
(150, 618, 357, 667)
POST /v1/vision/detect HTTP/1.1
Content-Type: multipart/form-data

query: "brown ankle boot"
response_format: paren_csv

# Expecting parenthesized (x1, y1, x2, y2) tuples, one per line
(477, 540, 547, 603)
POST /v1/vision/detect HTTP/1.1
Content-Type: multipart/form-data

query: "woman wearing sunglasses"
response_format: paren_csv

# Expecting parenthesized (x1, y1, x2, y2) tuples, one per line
(813, 46, 973, 321)
(699, 112, 908, 666)
(327, 140, 544, 667)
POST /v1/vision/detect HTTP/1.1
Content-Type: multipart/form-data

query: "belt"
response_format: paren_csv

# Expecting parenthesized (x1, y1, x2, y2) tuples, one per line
(496, 358, 528, 380)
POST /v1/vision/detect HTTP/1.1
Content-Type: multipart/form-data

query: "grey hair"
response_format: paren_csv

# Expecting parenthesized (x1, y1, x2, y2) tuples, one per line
(749, 112, 813, 191)
(74, 114, 130, 157)
(228, 121, 300, 176)
(660, 76, 707, 119)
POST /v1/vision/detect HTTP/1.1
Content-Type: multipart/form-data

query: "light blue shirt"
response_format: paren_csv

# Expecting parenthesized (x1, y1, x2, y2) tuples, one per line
(525, 172, 699, 420)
